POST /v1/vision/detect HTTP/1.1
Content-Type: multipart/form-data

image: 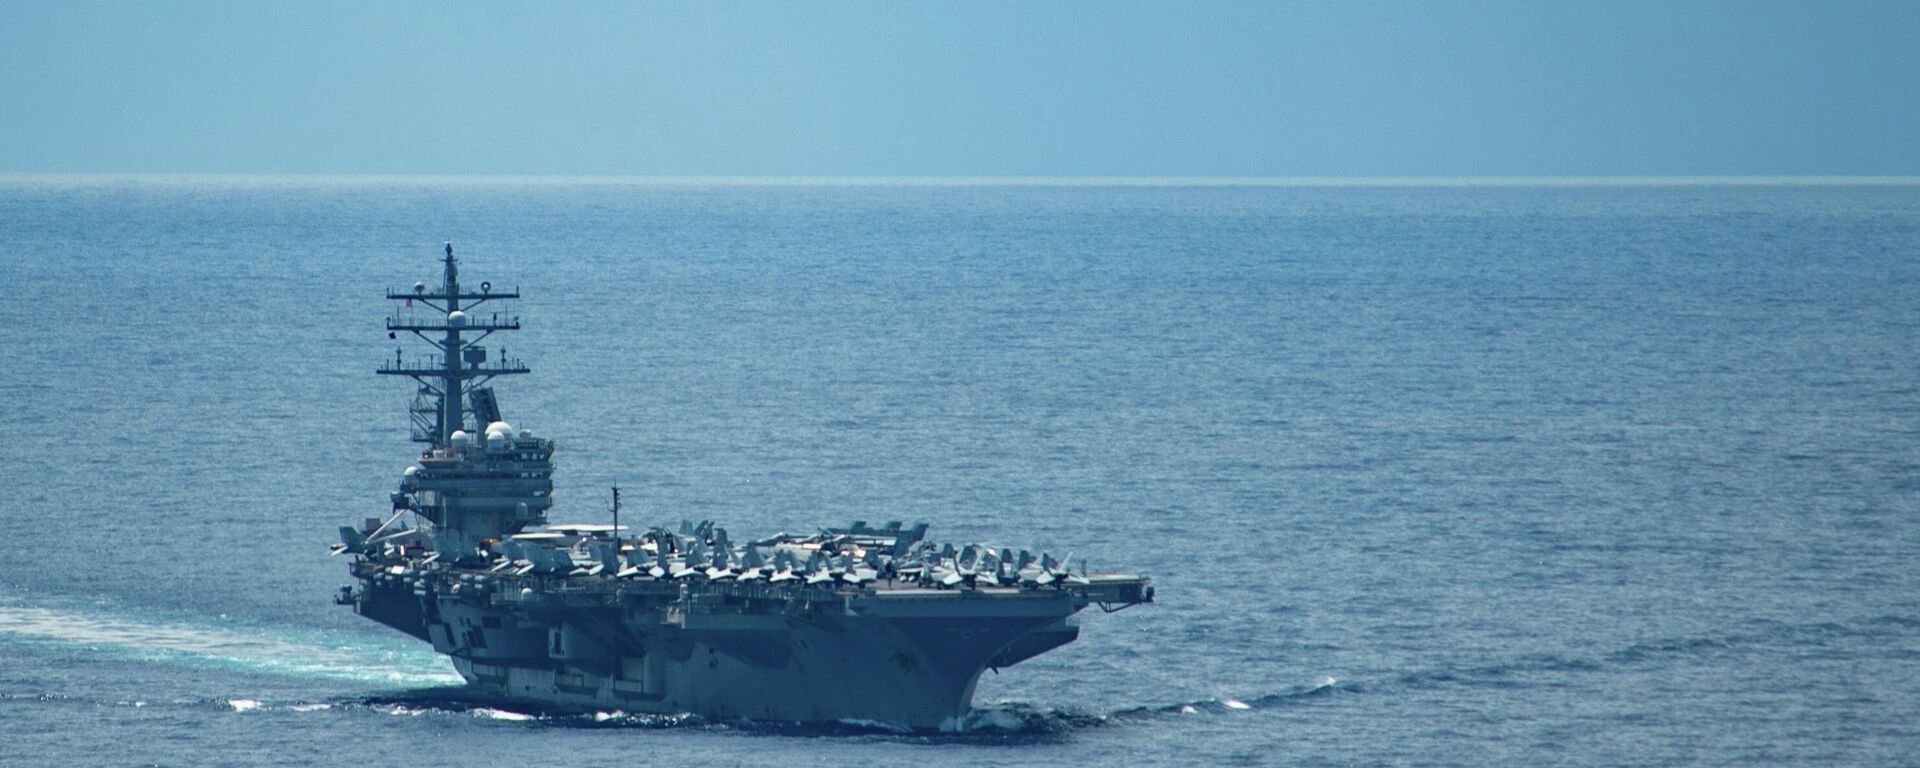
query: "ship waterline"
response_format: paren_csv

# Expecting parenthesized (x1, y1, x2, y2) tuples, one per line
(336, 245, 1152, 730)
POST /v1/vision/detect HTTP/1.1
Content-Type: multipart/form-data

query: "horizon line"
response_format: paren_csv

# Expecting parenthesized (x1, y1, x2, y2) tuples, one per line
(3, 172, 1919, 188)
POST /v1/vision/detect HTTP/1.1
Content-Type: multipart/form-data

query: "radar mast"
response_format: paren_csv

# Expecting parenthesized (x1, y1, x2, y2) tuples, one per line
(374, 244, 552, 546)
(376, 243, 529, 446)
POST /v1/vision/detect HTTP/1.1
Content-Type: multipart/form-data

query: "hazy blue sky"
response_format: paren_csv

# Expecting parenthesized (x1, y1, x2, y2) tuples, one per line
(3, 1, 1917, 176)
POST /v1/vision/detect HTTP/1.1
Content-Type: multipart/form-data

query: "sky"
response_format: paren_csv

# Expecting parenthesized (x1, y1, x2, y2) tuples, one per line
(3, 1, 1917, 177)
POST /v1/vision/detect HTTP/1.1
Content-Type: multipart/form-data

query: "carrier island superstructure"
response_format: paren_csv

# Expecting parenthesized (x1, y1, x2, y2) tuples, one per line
(334, 245, 1153, 731)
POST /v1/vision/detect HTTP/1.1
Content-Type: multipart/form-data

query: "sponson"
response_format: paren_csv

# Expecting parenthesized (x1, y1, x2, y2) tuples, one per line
(334, 245, 1153, 731)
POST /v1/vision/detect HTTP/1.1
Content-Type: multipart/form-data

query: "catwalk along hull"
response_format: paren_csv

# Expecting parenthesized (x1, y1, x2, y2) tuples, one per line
(339, 247, 1152, 731)
(352, 568, 1134, 730)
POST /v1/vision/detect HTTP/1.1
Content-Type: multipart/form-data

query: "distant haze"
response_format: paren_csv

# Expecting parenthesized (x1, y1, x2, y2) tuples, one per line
(3, 1, 1916, 176)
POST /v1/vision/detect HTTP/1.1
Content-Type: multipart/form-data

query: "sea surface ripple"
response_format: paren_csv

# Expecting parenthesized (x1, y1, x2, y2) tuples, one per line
(1, 177, 1917, 766)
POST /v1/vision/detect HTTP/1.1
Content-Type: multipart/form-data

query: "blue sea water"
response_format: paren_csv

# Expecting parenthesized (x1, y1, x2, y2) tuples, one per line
(1, 176, 1917, 766)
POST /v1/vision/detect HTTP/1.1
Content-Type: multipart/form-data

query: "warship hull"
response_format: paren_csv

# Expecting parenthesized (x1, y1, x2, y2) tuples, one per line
(339, 247, 1151, 730)
(354, 573, 1114, 730)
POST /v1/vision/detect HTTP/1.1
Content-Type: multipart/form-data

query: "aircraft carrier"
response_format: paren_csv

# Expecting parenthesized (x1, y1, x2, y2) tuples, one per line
(334, 245, 1154, 731)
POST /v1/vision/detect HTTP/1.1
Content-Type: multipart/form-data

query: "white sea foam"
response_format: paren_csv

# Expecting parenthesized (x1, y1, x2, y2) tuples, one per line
(473, 707, 534, 721)
(841, 717, 913, 733)
(228, 699, 263, 712)
(0, 603, 461, 686)
(1221, 698, 1251, 710)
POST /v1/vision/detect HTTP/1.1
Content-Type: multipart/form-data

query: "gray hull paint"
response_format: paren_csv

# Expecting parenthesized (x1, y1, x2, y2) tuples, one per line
(344, 250, 1150, 731)
(363, 587, 1081, 730)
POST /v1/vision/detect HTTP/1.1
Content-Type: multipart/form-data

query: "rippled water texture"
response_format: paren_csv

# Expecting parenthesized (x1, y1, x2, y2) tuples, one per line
(1, 177, 1917, 766)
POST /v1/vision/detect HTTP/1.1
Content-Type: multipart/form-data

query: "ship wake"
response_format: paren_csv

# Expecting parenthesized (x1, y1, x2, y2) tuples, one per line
(0, 601, 461, 687)
(314, 676, 1349, 737)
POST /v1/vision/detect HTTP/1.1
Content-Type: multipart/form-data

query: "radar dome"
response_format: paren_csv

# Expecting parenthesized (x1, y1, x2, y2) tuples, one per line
(450, 430, 473, 448)
(448, 310, 468, 326)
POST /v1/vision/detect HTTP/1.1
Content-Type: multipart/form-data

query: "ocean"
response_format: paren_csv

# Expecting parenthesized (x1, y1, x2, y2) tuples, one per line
(1, 176, 1916, 766)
